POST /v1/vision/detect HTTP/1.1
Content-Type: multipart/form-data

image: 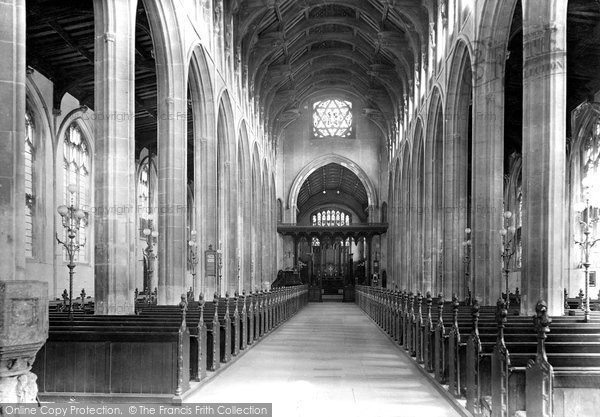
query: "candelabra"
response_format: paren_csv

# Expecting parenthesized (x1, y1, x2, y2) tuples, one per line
(56, 183, 86, 315)
(188, 229, 199, 300)
(499, 211, 516, 308)
(574, 199, 600, 322)
(142, 225, 158, 293)
(463, 227, 472, 304)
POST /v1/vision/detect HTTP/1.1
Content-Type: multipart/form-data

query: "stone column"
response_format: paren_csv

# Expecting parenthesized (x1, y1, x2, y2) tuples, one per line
(423, 126, 434, 294)
(521, 1, 567, 315)
(197, 133, 217, 297)
(0, 1, 48, 403)
(157, 89, 187, 304)
(443, 130, 465, 298)
(228, 162, 239, 295)
(0, 0, 26, 282)
(93, 0, 137, 314)
(255, 174, 263, 289)
(471, 45, 505, 305)
(400, 158, 410, 289)
(261, 175, 269, 286)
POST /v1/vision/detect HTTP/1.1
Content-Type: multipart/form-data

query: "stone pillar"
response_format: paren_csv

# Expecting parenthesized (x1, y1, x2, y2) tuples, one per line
(242, 178, 253, 291)
(229, 164, 239, 294)
(197, 133, 217, 297)
(254, 173, 263, 289)
(0, 1, 48, 403)
(521, 1, 567, 315)
(261, 175, 269, 285)
(155, 75, 187, 300)
(157, 89, 187, 304)
(0, 0, 26, 282)
(471, 46, 505, 305)
(93, 0, 137, 314)
(423, 125, 435, 294)
(400, 157, 410, 289)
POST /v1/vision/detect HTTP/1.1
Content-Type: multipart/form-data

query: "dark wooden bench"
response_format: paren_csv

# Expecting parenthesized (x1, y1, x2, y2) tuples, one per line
(355, 286, 600, 417)
(37, 284, 309, 402)
(34, 301, 190, 401)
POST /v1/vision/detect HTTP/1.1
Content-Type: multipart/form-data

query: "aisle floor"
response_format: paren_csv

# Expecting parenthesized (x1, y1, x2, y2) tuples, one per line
(185, 302, 461, 417)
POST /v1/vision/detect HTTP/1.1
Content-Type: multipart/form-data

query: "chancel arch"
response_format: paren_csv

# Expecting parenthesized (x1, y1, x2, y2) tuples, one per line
(287, 154, 378, 224)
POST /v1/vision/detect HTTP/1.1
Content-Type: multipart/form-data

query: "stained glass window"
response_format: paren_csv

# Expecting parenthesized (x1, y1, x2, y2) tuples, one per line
(25, 113, 35, 258)
(311, 209, 351, 226)
(312, 99, 353, 138)
(63, 123, 90, 262)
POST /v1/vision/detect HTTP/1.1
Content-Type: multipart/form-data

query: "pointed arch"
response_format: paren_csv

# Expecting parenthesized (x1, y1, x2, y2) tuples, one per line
(444, 39, 474, 299)
(287, 154, 378, 224)
(142, 0, 189, 304)
(188, 44, 216, 296)
(392, 156, 402, 288)
(400, 142, 412, 289)
(425, 87, 444, 295)
(238, 120, 252, 291)
(216, 89, 238, 296)
(411, 118, 425, 292)
(25, 78, 54, 267)
(251, 143, 262, 289)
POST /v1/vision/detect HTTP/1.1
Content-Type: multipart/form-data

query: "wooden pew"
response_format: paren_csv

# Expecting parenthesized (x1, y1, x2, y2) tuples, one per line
(34, 299, 190, 400)
(355, 285, 600, 417)
(38, 285, 309, 402)
(138, 294, 221, 374)
(463, 299, 600, 417)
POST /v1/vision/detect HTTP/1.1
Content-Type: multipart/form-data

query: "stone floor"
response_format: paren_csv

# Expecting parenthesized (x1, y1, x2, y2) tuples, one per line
(185, 302, 462, 417)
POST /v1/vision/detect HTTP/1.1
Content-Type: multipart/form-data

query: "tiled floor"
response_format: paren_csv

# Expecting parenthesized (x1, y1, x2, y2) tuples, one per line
(185, 303, 461, 417)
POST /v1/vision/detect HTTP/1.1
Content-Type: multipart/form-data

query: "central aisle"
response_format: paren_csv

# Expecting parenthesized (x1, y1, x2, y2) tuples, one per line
(185, 302, 461, 417)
